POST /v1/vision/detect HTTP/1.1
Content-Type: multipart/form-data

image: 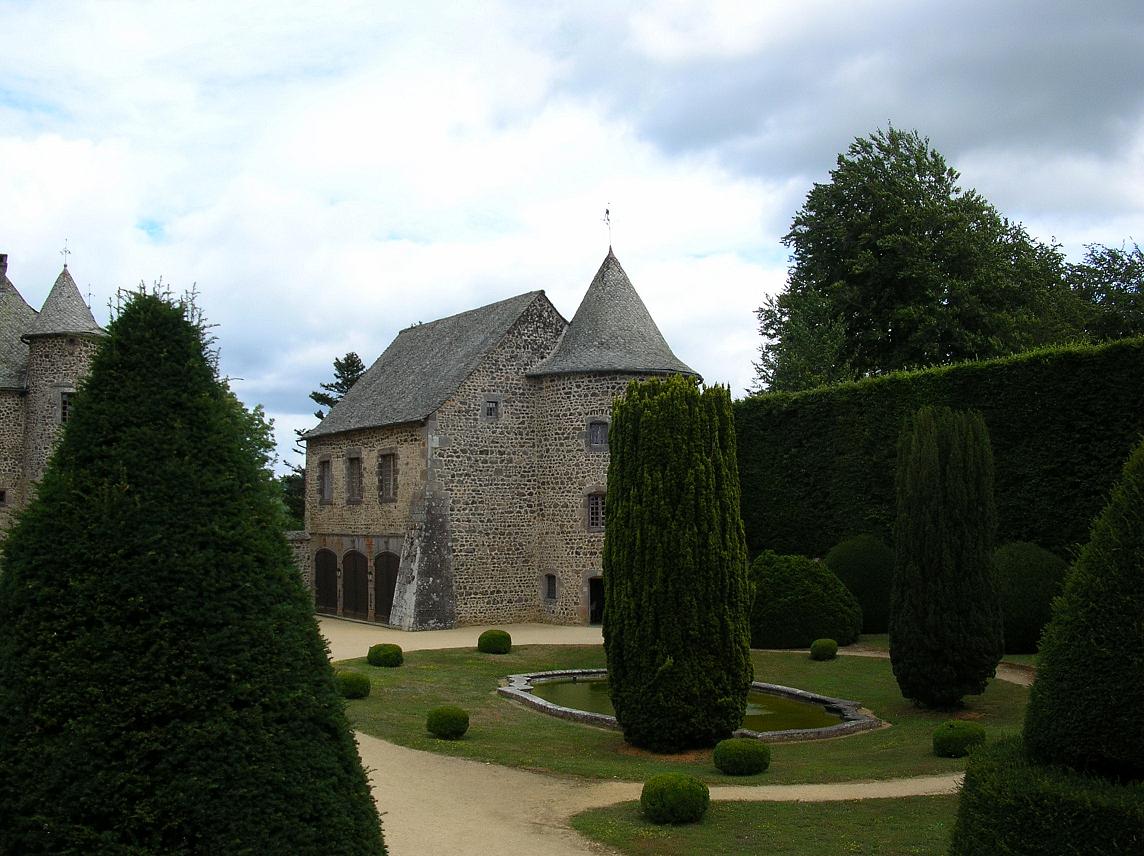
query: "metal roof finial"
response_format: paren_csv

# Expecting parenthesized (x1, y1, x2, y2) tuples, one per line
(60, 238, 71, 269)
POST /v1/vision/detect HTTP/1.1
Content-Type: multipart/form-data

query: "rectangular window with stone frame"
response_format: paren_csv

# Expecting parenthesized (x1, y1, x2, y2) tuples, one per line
(378, 452, 398, 502)
(345, 452, 363, 504)
(587, 419, 609, 451)
(0, 488, 7, 507)
(317, 459, 333, 505)
(587, 492, 606, 531)
(59, 390, 75, 424)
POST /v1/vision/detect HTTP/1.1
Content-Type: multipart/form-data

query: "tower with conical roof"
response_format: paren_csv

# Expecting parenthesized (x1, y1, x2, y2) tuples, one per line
(527, 249, 697, 624)
(0, 257, 105, 529)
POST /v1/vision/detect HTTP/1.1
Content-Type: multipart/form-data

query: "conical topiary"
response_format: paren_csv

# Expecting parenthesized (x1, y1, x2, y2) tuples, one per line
(1024, 438, 1144, 779)
(0, 292, 385, 854)
(603, 376, 753, 752)
(889, 405, 1003, 707)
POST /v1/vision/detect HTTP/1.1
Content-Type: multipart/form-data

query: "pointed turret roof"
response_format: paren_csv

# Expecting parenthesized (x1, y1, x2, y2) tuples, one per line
(0, 265, 39, 388)
(527, 249, 696, 377)
(23, 266, 104, 340)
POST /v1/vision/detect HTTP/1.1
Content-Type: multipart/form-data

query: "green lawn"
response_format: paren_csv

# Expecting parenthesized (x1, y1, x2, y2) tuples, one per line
(571, 795, 959, 856)
(341, 644, 1027, 784)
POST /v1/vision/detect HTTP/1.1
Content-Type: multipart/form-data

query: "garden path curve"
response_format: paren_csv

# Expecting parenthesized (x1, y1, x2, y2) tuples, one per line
(319, 618, 1028, 856)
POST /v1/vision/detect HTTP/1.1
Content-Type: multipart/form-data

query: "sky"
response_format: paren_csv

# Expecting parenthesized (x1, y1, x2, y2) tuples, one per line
(2, 1, 1142, 471)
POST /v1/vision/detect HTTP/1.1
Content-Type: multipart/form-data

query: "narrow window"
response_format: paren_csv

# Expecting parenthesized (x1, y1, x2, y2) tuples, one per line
(544, 573, 557, 601)
(484, 398, 500, 420)
(318, 459, 332, 504)
(0, 488, 7, 507)
(587, 420, 609, 449)
(587, 492, 606, 531)
(60, 391, 74, 424)
(378, 453, 397, 502)
(345, 454, 363, 504)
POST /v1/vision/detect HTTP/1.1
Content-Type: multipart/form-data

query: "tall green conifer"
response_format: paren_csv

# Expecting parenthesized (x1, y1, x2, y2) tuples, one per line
(0, 292, 384, 854)
(602, 376, 753, 752)
(889, 406, 1003, 707)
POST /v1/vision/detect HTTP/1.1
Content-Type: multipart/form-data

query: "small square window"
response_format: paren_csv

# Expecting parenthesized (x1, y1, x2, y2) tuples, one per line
(378, 453, 397, 502)
(588, 420, 609, 449)
(346, 454, 363, 504)
(544, 573, 557, 601)
(587, 492, 606, 531)
(317, 459, 333, 504)
(485, 399, 500, 420)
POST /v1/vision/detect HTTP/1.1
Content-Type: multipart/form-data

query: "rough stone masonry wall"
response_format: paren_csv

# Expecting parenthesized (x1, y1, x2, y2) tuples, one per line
(21, 335, 100, 488)
(0, 389, 26, 534)
(533, 372, 643, 623)
(303, 422, 426, 621)
(431, 294, 566, 625)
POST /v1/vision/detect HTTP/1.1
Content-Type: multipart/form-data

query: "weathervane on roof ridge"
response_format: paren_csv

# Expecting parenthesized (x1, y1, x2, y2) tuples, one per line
(602, 204, 612, 249)
(60, 238, 71, 269)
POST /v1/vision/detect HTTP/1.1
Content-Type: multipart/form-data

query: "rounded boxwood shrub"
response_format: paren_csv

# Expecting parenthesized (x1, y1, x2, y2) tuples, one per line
(713, 738, 771, 776)
(810, 638, 838, 661)
(824, 534, 894, 633)
(932, 720, 986, 758)
(639, 773, 710, 824)
(950, 737, 1144, 854)
(335, 671, 371, 700)
(426, 705, 469, 740)
(749, 551, 862, 649)
(367, 642, 403, 668)
(477, 629, 512, 654)
(992, 541, 1069, 654)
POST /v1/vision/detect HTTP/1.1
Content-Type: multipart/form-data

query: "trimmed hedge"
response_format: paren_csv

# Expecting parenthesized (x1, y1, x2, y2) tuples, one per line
(367, 643, 404, 668)
(824, 534, 894, 633)
(639, 773, 710, 824)
(336, 671, 372, 699)
(426, 706, 469, 740)
(749, 551, 861, 649)
(993, 542, 1069, 654)
(736, 337, 1144, 560)
(932, 721, 986, 758)
(713, 738, 771, 776)
(950, 737, 1144, 854)
(477, 629, 512, 654)
(810, 639, 838, 661)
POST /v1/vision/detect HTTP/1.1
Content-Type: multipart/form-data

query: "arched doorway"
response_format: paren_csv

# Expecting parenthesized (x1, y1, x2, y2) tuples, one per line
(589, 576, 605, 625)
(374, 552, 400, 624)
(342, 551, 368, 620)
(315, 550, 338, 614)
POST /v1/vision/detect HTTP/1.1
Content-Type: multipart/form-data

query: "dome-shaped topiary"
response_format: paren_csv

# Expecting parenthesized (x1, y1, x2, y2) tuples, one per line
(932, 720, 986, 758)
(639, 773, 710, 824)
(476, 629, 511, 654)
(992, 542, 1069, 654)
(367, 643, 404, 668)
(749, 551, 862, 649)
(335, 671, 371, 700)
(1024, 438, 1144, 779)
(824, 534, 894, 633)
(713, 738, 771, 776)
(426, 705, 469, 740)
(810, 639, 838, 661)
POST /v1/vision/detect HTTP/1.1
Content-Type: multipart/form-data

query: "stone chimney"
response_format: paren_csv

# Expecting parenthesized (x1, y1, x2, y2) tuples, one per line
(0, 253, 7, 278)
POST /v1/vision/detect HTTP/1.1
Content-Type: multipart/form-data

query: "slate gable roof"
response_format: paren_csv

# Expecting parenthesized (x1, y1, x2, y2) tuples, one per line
(0, 270, 38, 389)
(23, 267, 105, 340)
(526, 249, 696, 378)
(305, 290, 549, 439)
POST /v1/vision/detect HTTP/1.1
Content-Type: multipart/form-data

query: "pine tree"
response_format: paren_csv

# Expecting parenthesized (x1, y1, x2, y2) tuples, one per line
(0, 292, 385, 854)
(602, 376, 753, 752)
(310, 351, 367, 419)
(889, 405, 1003, 707)
(1024, 438, 1144, 779)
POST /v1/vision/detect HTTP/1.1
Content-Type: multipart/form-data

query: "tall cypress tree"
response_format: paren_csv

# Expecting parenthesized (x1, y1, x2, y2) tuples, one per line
(889, 405, 1003, 707)
(603, 376, 753, 752)
(1024, 438, 1144, 779)
(0, 293, 385, 854)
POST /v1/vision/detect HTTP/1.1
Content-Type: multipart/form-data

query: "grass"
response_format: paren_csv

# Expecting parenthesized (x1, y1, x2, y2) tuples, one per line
(570, 795, 959, 856)
(341, 644, 1027, 784)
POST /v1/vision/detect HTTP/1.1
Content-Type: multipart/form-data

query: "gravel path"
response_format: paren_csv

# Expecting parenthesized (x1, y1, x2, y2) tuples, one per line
(320, 618, 1028, 855)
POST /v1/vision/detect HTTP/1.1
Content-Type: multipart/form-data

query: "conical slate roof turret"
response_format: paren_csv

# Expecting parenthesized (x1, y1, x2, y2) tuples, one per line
(0, 258, 39, 388)
(527, 249, 696, 377)
(23, 266, 104, 340)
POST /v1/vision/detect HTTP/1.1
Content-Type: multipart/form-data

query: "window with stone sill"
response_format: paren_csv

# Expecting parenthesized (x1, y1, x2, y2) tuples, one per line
(345, 454, 363, 504)
(317, 459, 333, 505)
(0, 488, 7, 507)
(587, 492, 606, 532)
(544, 573, 557, 601)
(378, 453, 397, 502)
(587, 419, 609, 450)
(59, 390, 75, 424)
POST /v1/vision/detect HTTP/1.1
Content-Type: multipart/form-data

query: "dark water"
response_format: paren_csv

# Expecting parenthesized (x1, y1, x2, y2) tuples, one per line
(530, 677, 842, 731)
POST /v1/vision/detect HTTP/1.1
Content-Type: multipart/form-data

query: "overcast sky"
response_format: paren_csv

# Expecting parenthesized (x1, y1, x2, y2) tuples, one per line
(2, 1, 1142, 470)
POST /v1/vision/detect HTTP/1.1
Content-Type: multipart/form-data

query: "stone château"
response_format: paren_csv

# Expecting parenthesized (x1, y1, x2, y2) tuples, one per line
(300, 250, 697, 629)
(0, 254, 104, 533)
